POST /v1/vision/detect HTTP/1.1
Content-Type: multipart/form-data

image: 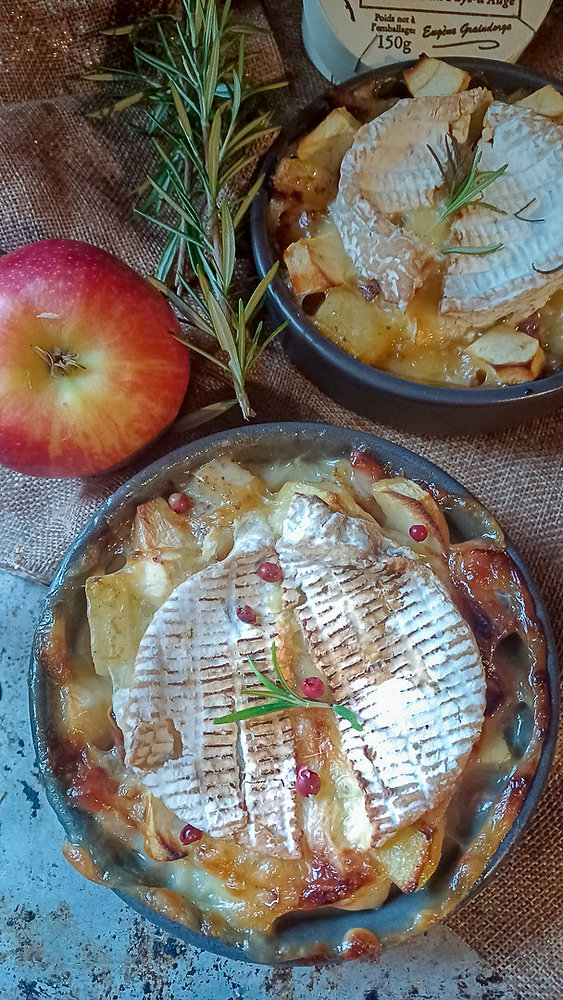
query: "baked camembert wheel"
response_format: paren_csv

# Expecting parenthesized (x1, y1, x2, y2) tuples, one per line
(272, 58, 563, 387)
(40, 446, 549, 961)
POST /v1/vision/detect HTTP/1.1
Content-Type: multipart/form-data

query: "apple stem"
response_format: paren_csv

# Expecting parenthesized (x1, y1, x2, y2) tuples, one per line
(31, 344, 86, 377)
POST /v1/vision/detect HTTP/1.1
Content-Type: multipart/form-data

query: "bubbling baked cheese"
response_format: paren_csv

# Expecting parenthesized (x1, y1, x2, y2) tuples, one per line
(77, 452, 490, 937)
(272, 60, 563, 388)
(113, 488, 484, 863)
(36, 446, 549, 960)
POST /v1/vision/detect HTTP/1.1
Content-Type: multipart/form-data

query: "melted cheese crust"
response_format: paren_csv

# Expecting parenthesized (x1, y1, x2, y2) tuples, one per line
(41, 454, 547, 960)
(274, 89, 563, 387)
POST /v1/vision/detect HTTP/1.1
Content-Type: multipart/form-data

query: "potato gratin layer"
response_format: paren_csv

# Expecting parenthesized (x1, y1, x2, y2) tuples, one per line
(37, 448, 549, 961)
(271, 58, 563, 388)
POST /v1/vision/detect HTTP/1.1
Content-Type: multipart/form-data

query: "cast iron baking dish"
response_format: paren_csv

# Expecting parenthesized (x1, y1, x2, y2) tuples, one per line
(251, 59, 563, 435)
(29, 424, 558, 963)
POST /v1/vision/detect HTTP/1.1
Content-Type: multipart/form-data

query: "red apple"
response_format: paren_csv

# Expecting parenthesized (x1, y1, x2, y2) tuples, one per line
(0, 239, 190, 477)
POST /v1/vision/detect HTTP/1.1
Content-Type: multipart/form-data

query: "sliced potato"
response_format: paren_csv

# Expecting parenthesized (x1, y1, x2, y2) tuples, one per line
(272, 157, 338, 211)
(285, 239, 333, 297)
(477, 717, 511, 767)
(143, 794, 189, 862)
(296, 107, 359, 174)
(518, 85, 563, 123)
(315, 285, 407, 366)
(467, 329, 544, 384)
(192, 456, 265, 507)
(59, 675, 113, 748)
(335, 877, 392, 912)
(376, 824, 434, 893)
(183, 458, 267, 535)
(133, 496, 198, 553)
(284, 230, 352, 297)
(86, 554, 186, 678)
(404, 56, 470, 99)
(373, 477, 450, 558)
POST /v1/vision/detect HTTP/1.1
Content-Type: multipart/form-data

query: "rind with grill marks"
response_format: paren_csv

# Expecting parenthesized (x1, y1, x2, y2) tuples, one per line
(277, 495, 486, 845)
(116, 492, 485, 859)
(441, 101, 563, 326)
(116, 521, 300, 858)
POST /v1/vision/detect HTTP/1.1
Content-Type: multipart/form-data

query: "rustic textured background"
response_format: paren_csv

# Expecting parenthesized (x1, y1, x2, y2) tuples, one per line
(0, 1, 561, 996)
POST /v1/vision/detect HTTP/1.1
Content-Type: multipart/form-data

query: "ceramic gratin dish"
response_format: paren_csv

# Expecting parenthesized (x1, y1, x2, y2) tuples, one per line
(30, 424, 558, 964)
(251, 59, 563, 435)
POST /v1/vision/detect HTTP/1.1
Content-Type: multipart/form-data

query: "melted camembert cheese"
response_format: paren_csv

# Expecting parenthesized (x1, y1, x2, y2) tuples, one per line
(274, 87, 563, 387)
(40, 452, 548, 961)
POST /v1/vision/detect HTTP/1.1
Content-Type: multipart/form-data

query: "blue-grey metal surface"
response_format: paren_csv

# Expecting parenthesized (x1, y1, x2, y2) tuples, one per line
(2, 573, 521, 1000)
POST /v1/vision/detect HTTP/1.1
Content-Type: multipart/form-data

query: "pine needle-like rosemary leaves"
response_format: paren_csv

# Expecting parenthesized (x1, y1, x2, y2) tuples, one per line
(441, 242, 504, 256)
(93, 0, 287, 420)
(426, 138, 509, 257)
(429, 142, 508, 224)
(213, 644, 364, 731)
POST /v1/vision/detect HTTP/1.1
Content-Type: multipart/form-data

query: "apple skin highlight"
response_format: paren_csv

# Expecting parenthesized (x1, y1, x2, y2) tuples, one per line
(0, 239, 190, 478)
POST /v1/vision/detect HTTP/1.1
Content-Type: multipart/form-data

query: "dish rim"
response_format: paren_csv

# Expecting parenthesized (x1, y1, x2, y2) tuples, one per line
(29, 422, 560, 963)
(250, 57, 563, 413)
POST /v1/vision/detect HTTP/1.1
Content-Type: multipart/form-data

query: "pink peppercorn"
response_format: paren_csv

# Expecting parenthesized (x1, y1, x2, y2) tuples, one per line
(409, 524, 428, 542)
(256, 561, 283, 583)
(236, 605, 257, 625)
(180, 824, 203, 845)
(296, 766, 321, 797)
(301, 676, 325, 700)
(168, 492, 191, 514)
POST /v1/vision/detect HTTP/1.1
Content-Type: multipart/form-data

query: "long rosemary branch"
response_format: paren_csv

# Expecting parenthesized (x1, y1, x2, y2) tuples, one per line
(92, 0, 286, 420)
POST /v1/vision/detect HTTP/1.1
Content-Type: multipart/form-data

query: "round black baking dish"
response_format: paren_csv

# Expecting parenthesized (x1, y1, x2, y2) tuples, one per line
(29, 424, 558, 963)
(251, 59, 563, 435)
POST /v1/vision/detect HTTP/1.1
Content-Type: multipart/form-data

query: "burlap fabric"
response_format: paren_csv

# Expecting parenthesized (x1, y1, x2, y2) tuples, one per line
(0, 1, 561, 995)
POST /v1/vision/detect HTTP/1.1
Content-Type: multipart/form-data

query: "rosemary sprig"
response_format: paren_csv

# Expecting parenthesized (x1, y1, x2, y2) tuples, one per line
(532, 261, 563, 275)
(94, 1, 286, 420)
(436, 148, 508, 223)
(441, 242, 504, 256)
(213, 644, 364, 731)
(514, 198, 545, 224)
(425, 139, 508, 256)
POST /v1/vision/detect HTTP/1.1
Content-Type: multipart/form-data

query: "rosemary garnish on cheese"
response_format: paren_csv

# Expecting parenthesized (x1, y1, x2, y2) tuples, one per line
(425, 139, 509, 256)
(214, 643, 363, 731)
(441, 242, 504, 256)
(428, 141, 508, 223)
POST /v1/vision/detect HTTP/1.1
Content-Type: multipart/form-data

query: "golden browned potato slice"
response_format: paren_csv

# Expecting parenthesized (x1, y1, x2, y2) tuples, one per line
(296, 107, 359, 174)
(518, 85, 563, 123)
(375, 821, 443, 893)
(86, 554, 186, 679)
(404, 56, 471, 99)
(284, 230, 353, 297)
(59, 676, 114, 747)
(143, 794, 188, 862)
(191, 456, 265, 508)
(315, 285, 408, 366)
(373, 477, 450, 558)
(467, 330, 544, 384)
(272, 157, 338, 211)
(335, 877, 392, 911)
(132, 496, 198, 552)
(284, 239, 332, 297)
(477, 717, 511, 767)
